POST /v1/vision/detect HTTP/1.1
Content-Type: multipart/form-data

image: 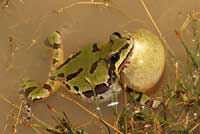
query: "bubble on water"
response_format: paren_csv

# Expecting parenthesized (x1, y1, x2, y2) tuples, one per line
(96, 107, 100, 110)
(139, 59, 143, 64)
(194, 113, 197, 116)
(141, 105, 145, 109)
(107, 101, 119, 107)
(105, 3, 109, 6)
(144, 124, 151, 128)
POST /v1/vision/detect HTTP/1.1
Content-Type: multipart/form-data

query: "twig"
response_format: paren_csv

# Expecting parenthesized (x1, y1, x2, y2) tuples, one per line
(2, 109, 14, 133)
(139, 0, 175, 57)
(123, 83, 128, 134)
(180, 11, 200, 33)
(180, 39, 198, 68)
(12, 101, 23, 134)
(0, 94, 51, 128)
(189, 122, 200, 133)
(56, 1, 109, 13)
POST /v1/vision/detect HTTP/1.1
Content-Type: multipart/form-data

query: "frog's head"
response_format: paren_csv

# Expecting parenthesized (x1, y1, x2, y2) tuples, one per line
(108, 32, 134, 77)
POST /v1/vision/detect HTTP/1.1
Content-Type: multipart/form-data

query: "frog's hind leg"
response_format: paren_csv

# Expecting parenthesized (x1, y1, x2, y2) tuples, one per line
(24, 31, 64, 100)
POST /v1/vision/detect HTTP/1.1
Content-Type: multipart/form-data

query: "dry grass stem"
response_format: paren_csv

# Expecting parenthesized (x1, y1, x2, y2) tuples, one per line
(139, 0, 175, 57)
(12, 101, 23, 134)
(180, 11, 200, 33)
(57, 1, 110, 13)
(0, 94, 51, 128)
(60, 93, 123, 134)
(189, 122, 200, 133)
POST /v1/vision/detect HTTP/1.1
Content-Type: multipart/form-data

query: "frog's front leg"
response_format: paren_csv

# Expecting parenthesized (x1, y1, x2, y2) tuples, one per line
(23, 31, 64, 100)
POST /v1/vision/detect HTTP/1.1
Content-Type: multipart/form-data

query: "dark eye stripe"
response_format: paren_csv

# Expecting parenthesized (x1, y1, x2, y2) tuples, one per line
(57, 73, 64, 77)
(57, 51, 81, 70)
(119, 43, 129, 53)
(66, 68, 83, 81)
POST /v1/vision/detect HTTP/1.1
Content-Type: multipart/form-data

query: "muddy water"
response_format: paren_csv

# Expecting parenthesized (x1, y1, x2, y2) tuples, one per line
(0, 0, 200, 133)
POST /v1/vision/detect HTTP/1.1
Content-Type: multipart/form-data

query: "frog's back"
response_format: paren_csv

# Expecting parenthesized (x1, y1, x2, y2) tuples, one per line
(51, 42, 111, 100)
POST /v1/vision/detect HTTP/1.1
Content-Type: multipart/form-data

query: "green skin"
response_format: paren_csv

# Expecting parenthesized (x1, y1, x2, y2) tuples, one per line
(23, 31, 134, 101)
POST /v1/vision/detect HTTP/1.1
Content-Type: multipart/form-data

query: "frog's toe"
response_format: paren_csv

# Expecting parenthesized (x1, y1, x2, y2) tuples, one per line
(23, 80, 49, 101)
(23, 80, 40, 95)
(27, 87, 50, 101)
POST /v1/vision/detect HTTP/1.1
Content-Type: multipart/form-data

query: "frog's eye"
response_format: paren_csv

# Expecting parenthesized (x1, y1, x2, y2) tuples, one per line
(110, 52, 120, 64)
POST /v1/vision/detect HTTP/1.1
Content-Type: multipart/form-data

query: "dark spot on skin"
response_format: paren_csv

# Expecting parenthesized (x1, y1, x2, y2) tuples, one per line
(135, 93, 143, 102)
(57, 73, 64, 77)
(82, 90, 93, 98)
(90, 58, 106, 74)
(90, 61, 98, 74)
(66, 68, 83, 81)
(55, 30, 60, 34)
(82, 83, 109, 98)
(26, 117, 31, 120)
(76, 93, 81, 96)
(95, 83, 109, 94)
(26, 109, 31, 113)
(57, 51, 81, 70)
(74, 86, 79, 91)
(92, 43, 100, 52)
(33, 98, 43, 101)
(110, 39, 114, 44)
(52, 43, 61, 49)
(126, 87, 133, 92)
(43, 84, 52, 91)
(52, 58, 59, 65)
(112, 32, 122, 38)
(71, 51, 81, 59)
(8, 36, 13, 42)
(146, 100, 152, 107)
(50, 76, 56, 80)
(24, 86, 38, 96)
(100, 96, 104, 99)
(64, 83, 70, 90)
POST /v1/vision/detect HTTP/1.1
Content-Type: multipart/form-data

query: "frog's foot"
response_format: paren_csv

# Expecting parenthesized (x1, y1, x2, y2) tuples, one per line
(23, 81, 50, 101)
(27, 87, 50, 100)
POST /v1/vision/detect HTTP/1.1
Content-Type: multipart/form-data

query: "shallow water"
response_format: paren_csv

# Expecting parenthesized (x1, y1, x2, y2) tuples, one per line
(0, 0, 200, 133)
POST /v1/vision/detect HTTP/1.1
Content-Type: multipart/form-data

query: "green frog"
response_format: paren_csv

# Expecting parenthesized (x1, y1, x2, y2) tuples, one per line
(23, 31, 135, 101)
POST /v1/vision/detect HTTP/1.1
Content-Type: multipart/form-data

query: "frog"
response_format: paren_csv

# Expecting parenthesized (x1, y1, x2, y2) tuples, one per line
(23, 31, 135, 102)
